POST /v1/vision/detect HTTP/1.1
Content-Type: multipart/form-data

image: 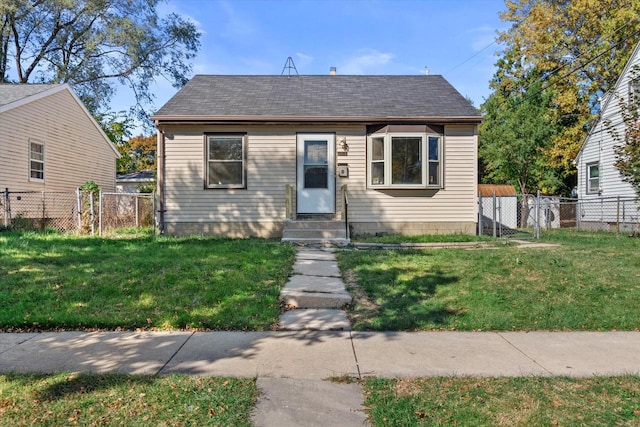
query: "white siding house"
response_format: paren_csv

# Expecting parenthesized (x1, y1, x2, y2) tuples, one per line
(575, 42, 640, 230)
(152, 75, 482, 239)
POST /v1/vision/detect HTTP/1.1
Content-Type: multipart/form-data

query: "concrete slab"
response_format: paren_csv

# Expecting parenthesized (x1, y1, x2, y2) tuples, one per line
(281, 289, 352, 309)
(162, 331, 358, 380)
(352, 332, 548, 377)
(0, 333, 37, 354)
(252, 378, 369, 427)
(296, 249, 337, 261)
(284, 275, 346, 293)
(0, 331, 192, 375)
(293, 259, 341, 277)
(279, 310, 352, 331)
(499, 331, 640, 376)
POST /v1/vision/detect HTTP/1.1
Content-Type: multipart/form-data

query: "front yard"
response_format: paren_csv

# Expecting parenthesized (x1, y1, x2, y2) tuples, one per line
(0, 231, 296, 331)
(338, 229, 640, 331)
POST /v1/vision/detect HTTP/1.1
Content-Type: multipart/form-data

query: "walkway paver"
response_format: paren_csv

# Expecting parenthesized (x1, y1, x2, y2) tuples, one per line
(252, 378, 369, 427)
(279, 309, 352, 331)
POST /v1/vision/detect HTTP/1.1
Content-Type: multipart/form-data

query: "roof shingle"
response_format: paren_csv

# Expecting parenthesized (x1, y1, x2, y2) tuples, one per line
(153, 75, 481, 121)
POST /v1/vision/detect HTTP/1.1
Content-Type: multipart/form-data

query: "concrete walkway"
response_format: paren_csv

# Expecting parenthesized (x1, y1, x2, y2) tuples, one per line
(278, 247, 352, 331)
(2, 331, 639, 426)
(1, 331, 639, 378)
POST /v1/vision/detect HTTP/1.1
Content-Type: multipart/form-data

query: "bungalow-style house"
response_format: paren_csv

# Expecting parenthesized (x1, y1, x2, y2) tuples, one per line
(575, 42, 640, 230)
(0, 83, 119, 192)
(151, 74, 482, 240)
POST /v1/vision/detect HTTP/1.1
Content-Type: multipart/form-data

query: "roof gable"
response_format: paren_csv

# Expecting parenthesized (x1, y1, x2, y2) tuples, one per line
(576, 41, 640, 161)
(153, 75, 482, 122)
(0, 83, 120, 158)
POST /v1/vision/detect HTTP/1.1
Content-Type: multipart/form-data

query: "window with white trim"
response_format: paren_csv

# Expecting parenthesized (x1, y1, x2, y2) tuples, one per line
(205, 134, 246, 188)
(29, 141, 44, 181)
(587, 162, 599, 194)
(368, 132, 442, 189)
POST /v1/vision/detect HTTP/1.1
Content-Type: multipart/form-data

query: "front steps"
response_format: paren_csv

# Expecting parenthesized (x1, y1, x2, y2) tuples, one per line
(281, 219, 349, 245)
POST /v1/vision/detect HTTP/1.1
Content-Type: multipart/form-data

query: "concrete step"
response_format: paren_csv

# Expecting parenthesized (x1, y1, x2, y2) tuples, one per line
(281, 289, 352, 309)
(278, 309, 352, 331)
(282, 229, 347, 239)
(281, 237, 350, 246)
(283, 220, 345, 230)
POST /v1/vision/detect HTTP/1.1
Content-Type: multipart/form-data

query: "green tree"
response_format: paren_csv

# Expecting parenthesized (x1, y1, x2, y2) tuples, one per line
(480, 64, 562, 197)
(497, 0, 640, 175)
(0, 0, 200, 117)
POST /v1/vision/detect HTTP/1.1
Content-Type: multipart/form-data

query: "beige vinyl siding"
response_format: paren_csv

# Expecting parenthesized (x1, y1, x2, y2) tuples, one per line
(0, 89, 117, 192)
(163, 123, 478, 235)
(346, 124, 477, 223)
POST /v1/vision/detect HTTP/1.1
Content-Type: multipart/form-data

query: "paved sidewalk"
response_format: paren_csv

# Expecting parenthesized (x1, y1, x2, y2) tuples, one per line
(1, 331, 639, 378)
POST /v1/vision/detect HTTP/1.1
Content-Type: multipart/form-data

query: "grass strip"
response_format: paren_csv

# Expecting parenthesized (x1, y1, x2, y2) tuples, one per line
(0, 373, 257, 426)
(362, 376, 640, 426)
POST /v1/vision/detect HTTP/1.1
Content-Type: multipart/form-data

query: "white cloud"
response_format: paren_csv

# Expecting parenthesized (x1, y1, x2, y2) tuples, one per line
(339, 49, 394, 75)
(295, 52, 314, 71)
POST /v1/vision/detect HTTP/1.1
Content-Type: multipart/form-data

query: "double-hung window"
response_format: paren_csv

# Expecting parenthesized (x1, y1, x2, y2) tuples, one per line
(29, 141, 44, 181)
(368, 132, 442, 189)
(586, 162, 599, 194)
(206, 133, 246, 189)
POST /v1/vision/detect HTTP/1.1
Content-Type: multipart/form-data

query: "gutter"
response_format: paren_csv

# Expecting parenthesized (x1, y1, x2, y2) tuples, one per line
(151, 115, 483, 125)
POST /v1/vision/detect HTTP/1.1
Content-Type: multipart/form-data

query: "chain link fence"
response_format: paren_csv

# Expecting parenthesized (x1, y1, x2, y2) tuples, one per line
(2, 189, 155, 235)
(479, 193, 640, 237)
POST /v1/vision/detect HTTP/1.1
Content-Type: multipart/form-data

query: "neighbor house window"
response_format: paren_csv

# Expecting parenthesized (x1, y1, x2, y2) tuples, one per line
(205, 134, 246, 188)
(368, 133, 442, 189)
(629, 78, 640, 108)
(29, 141, 44, 181)
(587, 162, 599, 194)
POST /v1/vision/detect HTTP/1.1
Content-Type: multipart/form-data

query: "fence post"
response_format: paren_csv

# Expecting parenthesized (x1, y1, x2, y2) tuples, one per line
(76, 189, 82, 232)
(98, 192, 102, 235)
(3, 188, 9, 227)
(617, 196, 621, 234)
(135, 195, 140, 227)
(152, 191, 156, 235)
(89, 193, 95, 236)
(478, 193, 483, 236)
(535, 191, 541, 239)
(492, 190, 497, 238)
(498, 194, 503, 237)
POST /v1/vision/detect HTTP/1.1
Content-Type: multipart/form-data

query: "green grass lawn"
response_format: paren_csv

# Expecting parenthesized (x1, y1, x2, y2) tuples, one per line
(338, 229, 640, 331)
(0, 231, 296, 331)
(362, 376, 640, 426)
(0, 373, 257, 426)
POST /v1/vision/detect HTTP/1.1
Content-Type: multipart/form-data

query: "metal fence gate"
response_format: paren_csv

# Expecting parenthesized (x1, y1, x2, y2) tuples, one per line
(478, 192, 639, 238)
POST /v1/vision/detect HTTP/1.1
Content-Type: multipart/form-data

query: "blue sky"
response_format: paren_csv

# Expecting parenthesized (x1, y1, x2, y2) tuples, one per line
(112, 0, 508, 125)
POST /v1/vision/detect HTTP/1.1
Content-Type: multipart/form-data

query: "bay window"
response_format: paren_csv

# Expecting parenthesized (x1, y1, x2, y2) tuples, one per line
(368, 132, 442, 189)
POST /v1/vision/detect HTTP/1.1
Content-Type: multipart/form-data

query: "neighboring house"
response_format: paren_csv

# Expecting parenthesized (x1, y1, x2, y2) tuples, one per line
(0, 83, 120, 192)
(116, 170, 156, 193)
(151, 74, 482, 238)
(575, 42, 640, 230)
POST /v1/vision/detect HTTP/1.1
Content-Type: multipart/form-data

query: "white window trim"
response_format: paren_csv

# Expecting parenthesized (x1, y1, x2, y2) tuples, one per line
(29, 140, 45, 182)
(205, 133, 247, 189)
(586, 162, 599, 195)
(367, 132, 443, 190)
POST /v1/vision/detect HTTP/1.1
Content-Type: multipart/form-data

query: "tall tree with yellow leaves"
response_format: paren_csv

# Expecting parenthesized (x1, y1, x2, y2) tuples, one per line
(497, 0, 640, 179)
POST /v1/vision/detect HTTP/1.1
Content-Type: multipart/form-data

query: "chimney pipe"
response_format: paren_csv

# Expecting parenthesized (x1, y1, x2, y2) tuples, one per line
(330, 67, 336, 75)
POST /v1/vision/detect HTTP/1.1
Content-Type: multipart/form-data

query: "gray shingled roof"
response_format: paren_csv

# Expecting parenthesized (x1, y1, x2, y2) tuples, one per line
(0, 83, 62, 107)
(153, 75, 481, 121)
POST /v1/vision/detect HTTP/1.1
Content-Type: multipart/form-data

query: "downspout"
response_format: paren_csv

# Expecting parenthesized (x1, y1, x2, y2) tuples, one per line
(157, 126, 166, 234)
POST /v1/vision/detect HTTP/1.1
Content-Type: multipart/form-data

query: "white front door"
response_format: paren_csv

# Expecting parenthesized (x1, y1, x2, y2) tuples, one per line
(296, 133, 335, 214)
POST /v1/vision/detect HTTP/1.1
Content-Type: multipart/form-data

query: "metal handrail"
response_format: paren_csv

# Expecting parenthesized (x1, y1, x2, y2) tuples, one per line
(341, 184, 350, 240)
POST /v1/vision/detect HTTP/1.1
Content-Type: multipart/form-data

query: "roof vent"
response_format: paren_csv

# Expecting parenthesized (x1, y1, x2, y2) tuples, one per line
(330, 67, 336, 76)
